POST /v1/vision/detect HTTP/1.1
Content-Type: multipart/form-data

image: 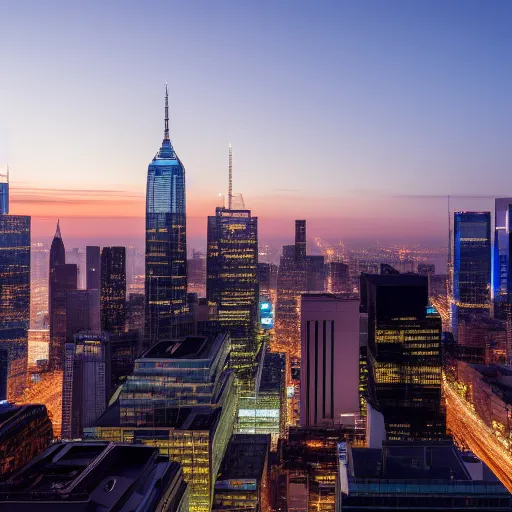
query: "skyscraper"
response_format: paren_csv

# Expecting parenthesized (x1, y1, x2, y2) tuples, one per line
(207, 206, 259, 387)
(0, 212, 30, 399)
(300, 294, 360, 427)
(0, 167, 8, 215)
(62, 332, 109, 439)
(100, 246, 126, 334)
(295, 219, 306, 264)
(145, 85, 187, 347)
(451, 212, 492, 333)
(49, 263, 77, 370)
(360, 273, 445, 441)
(493, 199, 512, 310)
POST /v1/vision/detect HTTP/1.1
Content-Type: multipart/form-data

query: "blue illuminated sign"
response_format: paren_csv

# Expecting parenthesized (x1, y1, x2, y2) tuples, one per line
(259, 300, 274, 329)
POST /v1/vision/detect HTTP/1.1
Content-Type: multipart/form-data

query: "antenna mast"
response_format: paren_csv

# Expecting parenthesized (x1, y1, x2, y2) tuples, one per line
(228, 143, 233, 210)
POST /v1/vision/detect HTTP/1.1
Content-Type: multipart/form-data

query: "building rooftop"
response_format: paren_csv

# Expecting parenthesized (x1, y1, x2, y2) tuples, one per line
(216, 434, 270, 482)
(0, 441, 188, 511)
(0, 403, 50, 440)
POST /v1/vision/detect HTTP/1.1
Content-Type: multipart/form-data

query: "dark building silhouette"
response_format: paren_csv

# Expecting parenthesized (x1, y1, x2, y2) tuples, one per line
(360, 273, 446, 441)
(207, 207, 259, 389)
(49, 263, 77, 370)
(62, 332, 110, 439)
(0, 442, 189, 511)
(100, 246, 126, 334)
(306, 255, 325, 291)
(0, 403, 53, 481)
(145, 85, 188, 349)
(295, 219, 306, 264)
(86, 245, 100, 290)
(0, 213, 30, 399)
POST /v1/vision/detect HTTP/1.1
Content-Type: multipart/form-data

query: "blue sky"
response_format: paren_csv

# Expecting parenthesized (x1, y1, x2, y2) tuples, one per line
(1, 0, 511, 241)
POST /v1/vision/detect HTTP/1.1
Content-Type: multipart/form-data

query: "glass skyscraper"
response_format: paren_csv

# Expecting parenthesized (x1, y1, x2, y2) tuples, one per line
(451, 212, 492, 332)
(0, 214, 30, 399)
(207, 206, 259, 389)
(360, 273, 446, 441)
(493, 199, 512, 313)
(145, 85, 187, 347)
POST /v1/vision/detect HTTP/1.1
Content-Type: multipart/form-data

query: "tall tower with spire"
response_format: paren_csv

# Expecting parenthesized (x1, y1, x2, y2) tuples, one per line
(144, 85, 187, 347)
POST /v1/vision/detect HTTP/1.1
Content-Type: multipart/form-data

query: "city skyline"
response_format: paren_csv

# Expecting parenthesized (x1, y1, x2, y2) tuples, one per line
(2, 1, 512, 243)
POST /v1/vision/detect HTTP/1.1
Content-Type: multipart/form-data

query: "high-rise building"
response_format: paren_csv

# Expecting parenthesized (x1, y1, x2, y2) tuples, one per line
(0, 212, 30, 400)
(145, 85, 187, 348)
(360, 273, 446, 441)
(86, 245, 100, 290)
(49, 220, 65, 271)
(0, 167, 8, 215)
(66, 289, 100, 340)
(300, 294, 360, 427)
(207, 206, 259, 388)
(306, 255, 325, 291)
(327, 261, 349, 293)
(49, 263, 77, 370)
(295, 219, 306, 264)
(62, 332, 109, 439)
(188, 250, 206, 296)
(27, 329, 50, 369)
(85, 334, 237, 512)
(493, 199, 512, 310)
(100, 246, 126, 334)
(451, 212, 492, 333)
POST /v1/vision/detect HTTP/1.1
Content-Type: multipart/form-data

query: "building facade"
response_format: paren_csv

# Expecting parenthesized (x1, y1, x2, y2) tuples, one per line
(361, 273, 446, 441)
(100, 246, 126, 334)
(145, 85, 188, 348)
(207, 207, 259, 389)
(0, 214, 30, 399)
(300, 295, 360, 427)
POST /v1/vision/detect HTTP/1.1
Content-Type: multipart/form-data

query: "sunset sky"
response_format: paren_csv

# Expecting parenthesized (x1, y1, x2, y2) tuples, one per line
(1, 1, 511, 245)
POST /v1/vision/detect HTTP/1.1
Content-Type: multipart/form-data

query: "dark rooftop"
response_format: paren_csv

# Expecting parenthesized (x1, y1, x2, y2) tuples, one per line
(351, 441, 476, 481)
(0, 442, 187, 511)
(216, 434, 270, 482)
(142, 336, 209, 359)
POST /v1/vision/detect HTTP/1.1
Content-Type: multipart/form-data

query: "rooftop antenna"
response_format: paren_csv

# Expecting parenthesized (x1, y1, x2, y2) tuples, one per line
(228, 143, 233, 209)
(164, 82, 169, 141)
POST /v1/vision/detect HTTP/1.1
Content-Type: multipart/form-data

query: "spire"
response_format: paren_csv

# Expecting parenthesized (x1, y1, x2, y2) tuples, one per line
(228, 143, 233, 210)
(164, 82, 169, 140)
(55, 219, 62, 239)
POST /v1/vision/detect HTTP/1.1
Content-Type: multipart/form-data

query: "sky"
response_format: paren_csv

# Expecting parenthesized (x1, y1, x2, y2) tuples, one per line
(1, 0, 511, 247)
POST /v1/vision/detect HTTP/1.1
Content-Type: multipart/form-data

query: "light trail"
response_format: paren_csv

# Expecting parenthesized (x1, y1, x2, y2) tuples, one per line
(443, 375, 512, 492)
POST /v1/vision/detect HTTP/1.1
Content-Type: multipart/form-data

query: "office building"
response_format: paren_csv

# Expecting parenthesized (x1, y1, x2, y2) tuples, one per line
(212, 434, 271, 511)
(62, 332, 109, 439)
(65, 289, 99, 341)
(145, 85, 188, 348)
(0, 167, 8, 215)
(306, 255, 325, 292)
(300, 294, 360, 427)
(188, 250, 206, 296)
(493, 199, 512, 314)
(0, 213, 30, 399)
(86, 245, 100, 290)
(85, 333, 236, 512)
(100, 246, 126, 334)
(327, 261, 349, 293)
(0, 442, 189, 511)
(336, 441, 512, 511)
(207, 206, 259, 389)
(49, 262, 77, 370)
(0, 402, 53, 481)
(27, 329, 50, 368)
(280, 425, 365, 512)
(360, 273, 446, 441)
(236, 351, 286, 448)
(451, 212, 492, 333)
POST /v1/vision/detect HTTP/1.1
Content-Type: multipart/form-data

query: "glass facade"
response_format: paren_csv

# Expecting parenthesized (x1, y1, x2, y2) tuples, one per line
(0, 215, 30, 400)
(361, 274, 446, 441)
(493, 199, 512, 309)
(207, 207, 259, 390)
(100, 246, 126, 333)
(145, 88, 187, 347)
(451, 212, 491, 332)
